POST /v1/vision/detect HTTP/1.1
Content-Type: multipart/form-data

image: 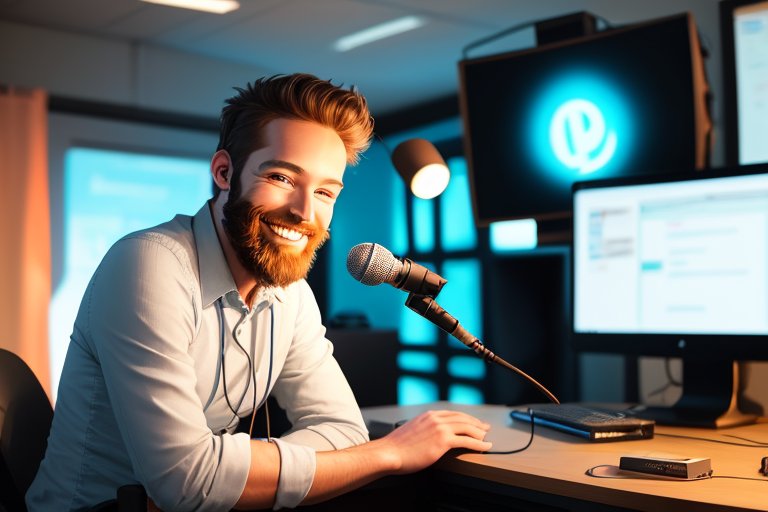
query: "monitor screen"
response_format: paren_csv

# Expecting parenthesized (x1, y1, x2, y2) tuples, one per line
(459, 13, 711, 225)
(572, 164, 768, 427)
(721, 0, 768, 165)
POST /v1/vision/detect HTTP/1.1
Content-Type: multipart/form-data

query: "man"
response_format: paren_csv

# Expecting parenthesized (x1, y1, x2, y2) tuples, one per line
(27, 74, 491, 511)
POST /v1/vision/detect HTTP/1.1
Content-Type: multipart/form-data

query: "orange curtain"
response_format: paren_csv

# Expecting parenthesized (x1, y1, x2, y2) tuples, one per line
(0, 87, 52, 400)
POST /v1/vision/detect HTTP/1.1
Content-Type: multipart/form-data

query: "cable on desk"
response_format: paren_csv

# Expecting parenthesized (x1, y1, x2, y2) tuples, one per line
(657, 432, 768, 448)
(485, 409, 535, 455)
(723, 433, 768, 446)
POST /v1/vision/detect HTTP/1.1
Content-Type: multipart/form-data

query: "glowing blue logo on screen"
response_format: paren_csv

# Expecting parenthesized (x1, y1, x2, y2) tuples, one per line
(527, 71, 633, 185)
(549, 99, 617, 175)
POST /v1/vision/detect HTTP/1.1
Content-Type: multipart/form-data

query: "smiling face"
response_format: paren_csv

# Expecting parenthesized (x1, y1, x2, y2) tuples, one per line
(220, 118, 346, 288)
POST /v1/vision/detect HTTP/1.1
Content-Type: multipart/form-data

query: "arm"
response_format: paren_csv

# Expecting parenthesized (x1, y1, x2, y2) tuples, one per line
(89, 235, 250, 511)
(271, 280, 368, 450)
(235, 409, 492, 509)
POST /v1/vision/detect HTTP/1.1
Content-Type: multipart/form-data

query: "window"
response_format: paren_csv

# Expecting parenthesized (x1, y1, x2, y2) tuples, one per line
(48, 147, 211, 398)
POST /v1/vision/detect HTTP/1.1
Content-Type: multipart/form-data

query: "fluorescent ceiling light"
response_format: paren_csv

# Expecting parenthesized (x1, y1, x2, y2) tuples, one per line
(333, 16, 425, 52)
(140, 0, 240, 14)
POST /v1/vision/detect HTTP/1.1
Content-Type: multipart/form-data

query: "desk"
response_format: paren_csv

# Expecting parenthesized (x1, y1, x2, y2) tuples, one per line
(360, 402, 768, 512)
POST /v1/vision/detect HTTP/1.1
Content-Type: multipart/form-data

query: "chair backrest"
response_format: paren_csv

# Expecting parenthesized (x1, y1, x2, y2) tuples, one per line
(0, 349, 53, 511)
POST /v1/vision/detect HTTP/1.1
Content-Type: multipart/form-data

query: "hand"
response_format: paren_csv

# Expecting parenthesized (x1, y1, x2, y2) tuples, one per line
(375, 410, 493, 474)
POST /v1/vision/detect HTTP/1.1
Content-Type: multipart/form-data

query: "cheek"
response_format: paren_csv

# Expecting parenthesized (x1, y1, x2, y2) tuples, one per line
(317, 203, 335, 229)
(246, 185, 285, 209)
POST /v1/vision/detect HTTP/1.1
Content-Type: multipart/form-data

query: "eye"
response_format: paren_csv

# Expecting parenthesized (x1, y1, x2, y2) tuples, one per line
(315, 188, 339, 203)
(267, 173, 293, 186)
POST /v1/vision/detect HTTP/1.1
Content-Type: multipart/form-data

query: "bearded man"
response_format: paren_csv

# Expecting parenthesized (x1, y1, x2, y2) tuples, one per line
(27, 74, 491, 512)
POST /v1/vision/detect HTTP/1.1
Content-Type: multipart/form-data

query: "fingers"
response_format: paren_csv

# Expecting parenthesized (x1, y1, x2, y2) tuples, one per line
(410, 410, 491, 435)
(451, 436, 493, 453)
(406, 410, 493, 448)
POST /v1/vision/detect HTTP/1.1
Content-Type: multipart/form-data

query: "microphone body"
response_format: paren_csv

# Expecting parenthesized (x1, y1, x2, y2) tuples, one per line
(346, 242, 560, 404)
(346, 243, 447, 297)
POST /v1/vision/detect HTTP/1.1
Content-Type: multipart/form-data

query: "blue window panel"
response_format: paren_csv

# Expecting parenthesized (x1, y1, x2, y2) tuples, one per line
(399, 376, 439, 405)
(440, 157, 476, 251)
(447, 356, 486, 380)
(412, 197, 434, 252)
(439, 259, 482, 349)
(391, 172, 409, 255)
(448, 384, 484, 405)
(398, 351, 439, 373)
(399, 260, 438, 345)
(49, 147, 211, 399)
(490, 219, 538, 252)
(329, 145, 404, 331)
(399, 304, 438, 345)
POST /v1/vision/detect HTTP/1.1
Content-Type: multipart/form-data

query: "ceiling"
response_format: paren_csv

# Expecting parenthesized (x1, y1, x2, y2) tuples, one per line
(0, 0, 721, 118)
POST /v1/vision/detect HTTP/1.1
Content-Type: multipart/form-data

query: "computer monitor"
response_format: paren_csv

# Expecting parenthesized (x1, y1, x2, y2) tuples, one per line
(459, 12, 711, 227)
(720, 0, 768, 166)
(572, 164, 768, 428)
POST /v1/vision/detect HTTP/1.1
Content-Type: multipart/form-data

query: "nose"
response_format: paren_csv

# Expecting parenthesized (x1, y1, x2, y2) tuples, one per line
(289, 188, 314, 222)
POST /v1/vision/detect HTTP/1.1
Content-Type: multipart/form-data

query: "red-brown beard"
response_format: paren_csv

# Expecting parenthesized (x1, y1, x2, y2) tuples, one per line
(222, 197, 329, 289)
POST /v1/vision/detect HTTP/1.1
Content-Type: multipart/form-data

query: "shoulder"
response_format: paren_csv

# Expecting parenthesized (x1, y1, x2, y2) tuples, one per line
(103, 215, 198, 276)
(279, 279, 316, 305)
(120, 214, 196, 262)
(89, 214, 202, 304)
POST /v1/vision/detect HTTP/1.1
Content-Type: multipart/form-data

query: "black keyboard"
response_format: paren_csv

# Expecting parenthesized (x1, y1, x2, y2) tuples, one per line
(509, 404, 655, 442)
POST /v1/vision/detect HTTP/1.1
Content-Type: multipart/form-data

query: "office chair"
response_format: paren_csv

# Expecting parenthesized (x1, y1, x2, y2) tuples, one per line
(0, 348, 54, 512)
(0, 349, 146, 512)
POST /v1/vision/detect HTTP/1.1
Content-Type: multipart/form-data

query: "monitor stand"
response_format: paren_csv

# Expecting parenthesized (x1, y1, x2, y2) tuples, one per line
(632, 360, 757, 428)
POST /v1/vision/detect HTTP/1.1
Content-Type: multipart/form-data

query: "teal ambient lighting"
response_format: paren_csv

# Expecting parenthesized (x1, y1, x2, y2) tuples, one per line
(398, 351, 439, 373)
(412, 197, 435, 252)
(528, 71, 633, 184)
(490, 219, 537, 252)
(440, 157, 477, 251)
(447, 356, 485, 380)
(448, 384, 483, 404)
(399, 376, 439, 405)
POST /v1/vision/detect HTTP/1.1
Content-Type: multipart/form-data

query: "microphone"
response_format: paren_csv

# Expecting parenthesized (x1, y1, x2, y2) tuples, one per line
(347, 242, 560, 405)
(346, 243, 447, 298)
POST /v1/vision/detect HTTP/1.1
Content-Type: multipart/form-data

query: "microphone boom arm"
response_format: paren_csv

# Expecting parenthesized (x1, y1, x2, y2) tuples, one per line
(405, 294, 560, 404)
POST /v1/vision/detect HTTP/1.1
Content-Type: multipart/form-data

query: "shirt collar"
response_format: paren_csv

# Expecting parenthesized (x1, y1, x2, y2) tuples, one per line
(193, 202, 286, 309)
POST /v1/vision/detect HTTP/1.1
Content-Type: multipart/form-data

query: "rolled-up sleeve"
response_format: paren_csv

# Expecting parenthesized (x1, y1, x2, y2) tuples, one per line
(272, 281, 369, 452)
(87, 235, 250, 511)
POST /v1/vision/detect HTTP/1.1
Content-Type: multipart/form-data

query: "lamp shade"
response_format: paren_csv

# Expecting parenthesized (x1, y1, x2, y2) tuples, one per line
(391, 138, 450, 199)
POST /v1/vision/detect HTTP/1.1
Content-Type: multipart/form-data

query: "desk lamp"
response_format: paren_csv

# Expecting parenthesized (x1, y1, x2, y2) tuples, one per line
(391, 138, 450, 199)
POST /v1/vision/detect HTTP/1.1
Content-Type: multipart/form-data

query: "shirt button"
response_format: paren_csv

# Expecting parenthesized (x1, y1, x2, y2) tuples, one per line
(236, 329, 242, 336)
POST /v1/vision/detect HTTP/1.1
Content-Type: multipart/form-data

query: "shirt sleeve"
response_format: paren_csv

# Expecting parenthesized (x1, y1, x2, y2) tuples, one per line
(271, 280, 370, 452)
(86, 234, 250, 511)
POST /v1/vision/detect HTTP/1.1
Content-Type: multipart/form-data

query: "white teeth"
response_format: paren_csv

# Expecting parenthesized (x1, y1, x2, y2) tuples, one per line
(269, 224, 304, 241)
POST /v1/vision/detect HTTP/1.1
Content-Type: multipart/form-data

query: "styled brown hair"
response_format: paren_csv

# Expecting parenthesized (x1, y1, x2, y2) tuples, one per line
(215, 73, 374, 199)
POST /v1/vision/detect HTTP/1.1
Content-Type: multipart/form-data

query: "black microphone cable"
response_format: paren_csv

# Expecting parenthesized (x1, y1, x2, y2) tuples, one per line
(405, 293, 560, 405)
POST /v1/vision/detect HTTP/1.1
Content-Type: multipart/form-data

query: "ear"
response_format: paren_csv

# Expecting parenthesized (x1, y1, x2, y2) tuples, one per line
(211, 149, 233, 191)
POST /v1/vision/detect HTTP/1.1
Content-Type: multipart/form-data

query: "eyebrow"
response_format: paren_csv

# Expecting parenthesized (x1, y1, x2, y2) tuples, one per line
(258, 159, 344, 189)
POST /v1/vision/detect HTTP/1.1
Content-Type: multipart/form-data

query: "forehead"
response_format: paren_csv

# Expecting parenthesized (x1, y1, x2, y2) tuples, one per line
(254, 118, 347, 177)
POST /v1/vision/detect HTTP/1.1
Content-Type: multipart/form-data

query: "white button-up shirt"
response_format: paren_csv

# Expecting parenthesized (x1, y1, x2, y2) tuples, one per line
(27, 203, 368, 511)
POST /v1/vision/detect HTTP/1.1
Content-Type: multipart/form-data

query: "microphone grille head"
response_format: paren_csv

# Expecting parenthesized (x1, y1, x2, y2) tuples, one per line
(346, 243, 402, 286)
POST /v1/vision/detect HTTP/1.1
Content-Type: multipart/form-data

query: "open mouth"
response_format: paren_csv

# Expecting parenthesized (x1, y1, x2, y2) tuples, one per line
(265, 222, 309, 242)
